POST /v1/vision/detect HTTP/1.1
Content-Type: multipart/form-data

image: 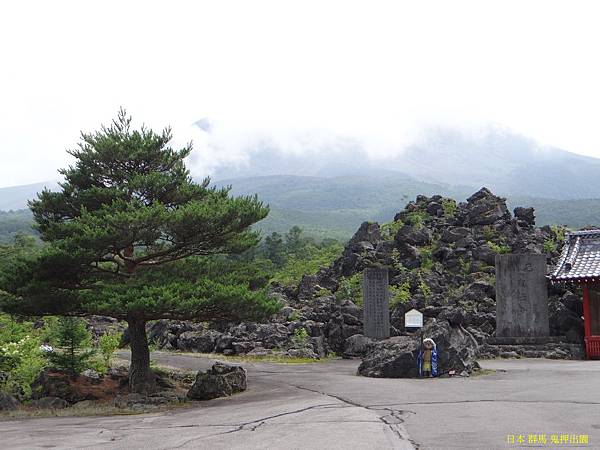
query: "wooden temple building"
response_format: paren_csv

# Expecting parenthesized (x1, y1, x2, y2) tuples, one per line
(550, 230, 600, 359)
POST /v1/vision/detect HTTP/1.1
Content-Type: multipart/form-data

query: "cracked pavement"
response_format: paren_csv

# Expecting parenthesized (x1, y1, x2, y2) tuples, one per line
(1, 355, 599, 449)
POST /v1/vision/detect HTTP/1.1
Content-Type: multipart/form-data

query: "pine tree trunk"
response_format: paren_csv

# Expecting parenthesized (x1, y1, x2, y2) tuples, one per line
(127, 316, 156, 393)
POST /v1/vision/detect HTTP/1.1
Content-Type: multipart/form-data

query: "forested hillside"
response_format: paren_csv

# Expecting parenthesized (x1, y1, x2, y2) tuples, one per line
(2, 175, 600, 242)
(0, 209, 35, 242)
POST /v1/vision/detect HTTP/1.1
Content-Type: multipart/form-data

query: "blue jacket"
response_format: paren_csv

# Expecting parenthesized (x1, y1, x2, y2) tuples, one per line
(417, 346, 438, 377)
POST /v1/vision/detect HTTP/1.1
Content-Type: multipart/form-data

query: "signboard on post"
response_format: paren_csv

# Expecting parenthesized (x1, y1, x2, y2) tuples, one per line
(404, 309, 423, 328)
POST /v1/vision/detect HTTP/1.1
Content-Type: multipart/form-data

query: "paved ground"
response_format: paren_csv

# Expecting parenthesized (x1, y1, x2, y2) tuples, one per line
(1, 354, 599, 449)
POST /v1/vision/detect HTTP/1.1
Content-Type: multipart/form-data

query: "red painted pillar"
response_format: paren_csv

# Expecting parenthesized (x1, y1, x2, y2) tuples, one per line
(582, 283, 592, 359)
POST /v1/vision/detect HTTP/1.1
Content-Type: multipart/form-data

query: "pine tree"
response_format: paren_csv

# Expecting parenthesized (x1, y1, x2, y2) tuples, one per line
(0, 110, 280, 392)
(47, 317, 94, 375)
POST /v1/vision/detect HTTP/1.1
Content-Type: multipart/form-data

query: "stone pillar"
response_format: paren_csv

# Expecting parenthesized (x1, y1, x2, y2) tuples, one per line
(495, 253, 549, 338)
(362, 267, 390, 340)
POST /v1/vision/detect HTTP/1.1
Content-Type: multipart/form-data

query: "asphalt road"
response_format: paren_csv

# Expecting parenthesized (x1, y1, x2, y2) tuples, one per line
(1, 354, 599, 450)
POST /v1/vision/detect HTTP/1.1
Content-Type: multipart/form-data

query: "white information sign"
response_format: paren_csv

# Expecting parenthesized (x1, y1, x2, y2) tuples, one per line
(404, 308, 423, 328)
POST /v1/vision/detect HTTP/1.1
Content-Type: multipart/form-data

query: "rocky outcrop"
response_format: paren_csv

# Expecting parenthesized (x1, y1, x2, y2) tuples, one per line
(31, 396, 68, 409)
(177, 330, 222, 353)
(343, 334, 374, 358)
(358, 320, 480, 378)
(187, 362, 247, 400)
(112, 391, 185, 409)
(0, 392, 19, 411)
(549, 290, 584, 343)
(114, 187, 583, 361)
(143, 296, 363, 358)
(464, 188, 511, 226)
(31, 371, 81, 403)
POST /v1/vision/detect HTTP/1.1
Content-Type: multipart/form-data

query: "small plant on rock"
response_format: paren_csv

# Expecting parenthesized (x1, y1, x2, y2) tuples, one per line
(391, 249, 408, 274)
(550, 225, 567, 243)
(335, 273, 363, 305)
(482, 225, 496, 241)
(417, 272, 431, 300)
(406, 211, 429, 229)
(292, 328, 310, 348)
(543, 239, 558, 254)
(389, 281, 411, 307)
(381, 220, 404, 240)
(419, 247, 435, 271)
(441, 198, 457, 218)
(314, 287, 333, 298)
(458, 257, 471, 276)
(487, 241, 511, 254)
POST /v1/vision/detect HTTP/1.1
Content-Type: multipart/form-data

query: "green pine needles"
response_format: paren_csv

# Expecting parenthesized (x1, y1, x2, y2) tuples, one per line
(47, 317, 94, 375)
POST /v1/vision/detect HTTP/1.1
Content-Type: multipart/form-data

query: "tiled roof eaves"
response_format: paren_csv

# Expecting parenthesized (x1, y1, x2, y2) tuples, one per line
(550, 229, 600, 282)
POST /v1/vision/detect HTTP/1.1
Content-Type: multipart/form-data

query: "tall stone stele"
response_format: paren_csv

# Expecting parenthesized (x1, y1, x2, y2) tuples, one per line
(495, 253, 550, 340)
(362, 266, 390, 340)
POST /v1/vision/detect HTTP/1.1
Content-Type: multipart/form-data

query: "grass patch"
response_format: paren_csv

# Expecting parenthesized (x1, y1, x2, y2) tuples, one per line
(470, 368, 497, 377)
(0, 400, 195, 421)
(176, 351, 334, 365)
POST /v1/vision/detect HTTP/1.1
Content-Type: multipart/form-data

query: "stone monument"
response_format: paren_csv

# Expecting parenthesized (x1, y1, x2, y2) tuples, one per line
(363, 267, 390, 339)
(495, 253, 549, 340)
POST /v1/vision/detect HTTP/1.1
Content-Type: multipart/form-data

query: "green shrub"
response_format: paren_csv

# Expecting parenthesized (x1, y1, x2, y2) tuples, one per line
(391, 249, 407, 274)
(406, 211, 429, 229)
(550, 225, 567, 243)
(482, 225, 496, 241)
(458, 257, 471, 276)
(418, 273, 431, 299)
(543, 239, 557, 254)
(380, 220, 403, 240)
(315, 287, 332, 298)
(0, 315, 46, 399)
(420, 247, 434, 271)
(487, 241, 511, 254)
(441, 199, 457, 218)
(389, 281, 411, 307)
(292, 328, 310, 348)
(98, 332, 121, 369)
(47, 317, 95, 375)
(335, 273, 363, 305)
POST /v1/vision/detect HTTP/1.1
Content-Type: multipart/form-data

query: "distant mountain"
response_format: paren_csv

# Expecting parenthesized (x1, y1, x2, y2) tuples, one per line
(0, 181, 59, 211)
(397, 127, 600, 199)
(209, 126, 600, 200)
(218, 175, 600, 238)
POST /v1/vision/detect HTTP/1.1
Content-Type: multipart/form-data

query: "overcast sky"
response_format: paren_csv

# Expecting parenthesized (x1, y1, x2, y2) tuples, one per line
(1, 1, 600, 187)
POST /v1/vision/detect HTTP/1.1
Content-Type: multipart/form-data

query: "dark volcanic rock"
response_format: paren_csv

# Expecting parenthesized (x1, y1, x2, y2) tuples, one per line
(465, 188, 511, 226)
(441, 227, 471, 243)
(514, 207, 535, 227)
(187, 362, 247, 400)
(177, 330, 222, 353)
(31, 371, 81, 403)
(0, 392, 19, 410)
(343, 334, 374, 358)
(396, 225, 432, 246)
(358, 320, 479, 378)
(549, 291, 585, 344)
(335, 221, 382, 277)
(32, 396, 68, 409)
